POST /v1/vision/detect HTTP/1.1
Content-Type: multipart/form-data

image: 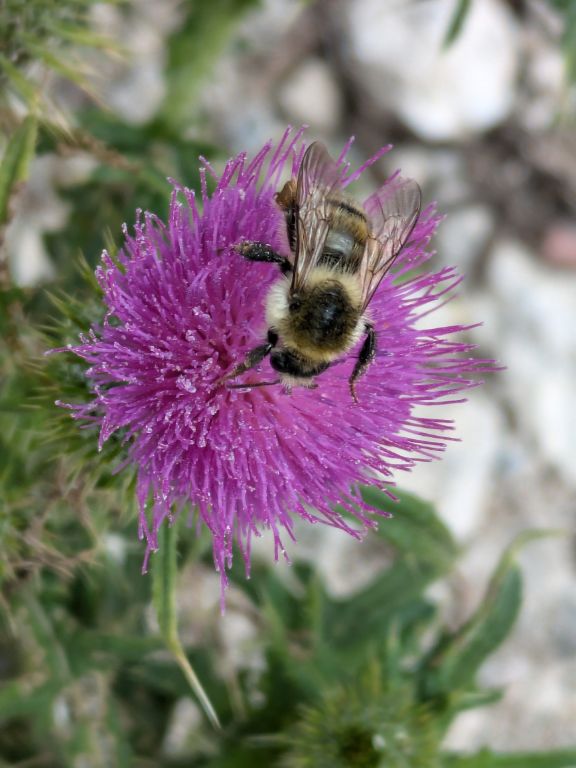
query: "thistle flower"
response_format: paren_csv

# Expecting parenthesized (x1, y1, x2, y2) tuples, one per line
(58, 127, 491, 600)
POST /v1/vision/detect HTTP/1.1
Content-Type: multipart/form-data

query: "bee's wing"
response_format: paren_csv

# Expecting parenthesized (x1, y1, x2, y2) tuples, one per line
(359, 176, 422, 312)
(291, 142, 345, 291)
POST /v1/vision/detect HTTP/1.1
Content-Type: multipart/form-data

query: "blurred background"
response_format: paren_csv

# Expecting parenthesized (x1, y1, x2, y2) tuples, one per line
(1, 0, 576, 764)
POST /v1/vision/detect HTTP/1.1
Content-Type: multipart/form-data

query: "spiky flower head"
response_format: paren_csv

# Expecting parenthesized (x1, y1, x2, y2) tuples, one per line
(280, 671, 441, 768)
(58, 127, 491, 602)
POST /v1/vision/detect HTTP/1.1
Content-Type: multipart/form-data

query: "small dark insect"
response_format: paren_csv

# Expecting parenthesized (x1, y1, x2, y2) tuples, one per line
(222, 142, 421, 401)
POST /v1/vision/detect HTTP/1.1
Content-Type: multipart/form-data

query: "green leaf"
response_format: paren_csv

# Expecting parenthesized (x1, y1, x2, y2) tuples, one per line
(563, 5, 576, 83)
(23, 592, 71, 685)
(24, 40, 94, 95)
(444, 747, 576, 767)
(323, 563, 436, 654)
(72, 631, 163, 662)
(48, 22, 120, 53)
(360, 486, 458, 565)
(421, 574, 520, 701)
(101, 696, 134, 766)
(0, 115, 38, 229)
(321, 487, 458, 652)
(550, 0, 576, 83)
(205, 747, 278, 768)
(0, 680, 57, 720)
(443, 0, 472, 48)
(449, 687, 503, 712)
(160, 0, 262, 131)
(420, 531, 555, 702)
(0, 53, 39, 105)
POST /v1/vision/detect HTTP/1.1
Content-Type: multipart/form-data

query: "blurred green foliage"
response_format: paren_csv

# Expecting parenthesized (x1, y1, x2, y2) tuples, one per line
(160, 0, 262, 132)
(3, 485, 574, 766)
(0, 0, 121, 107)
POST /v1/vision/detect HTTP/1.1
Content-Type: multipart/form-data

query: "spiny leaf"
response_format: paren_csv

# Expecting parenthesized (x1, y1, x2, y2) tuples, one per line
(23, 40, 95, 96)
(0, 53, 39, 105)
(0, 115, 38, 230)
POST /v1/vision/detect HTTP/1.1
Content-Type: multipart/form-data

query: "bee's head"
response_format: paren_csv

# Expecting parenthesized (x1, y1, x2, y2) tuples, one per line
(288, 293, 303, 313)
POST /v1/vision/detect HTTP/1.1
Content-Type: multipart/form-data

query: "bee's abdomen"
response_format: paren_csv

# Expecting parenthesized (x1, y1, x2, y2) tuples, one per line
(331, 199, 367, 221)
(322, 199, 369, 272)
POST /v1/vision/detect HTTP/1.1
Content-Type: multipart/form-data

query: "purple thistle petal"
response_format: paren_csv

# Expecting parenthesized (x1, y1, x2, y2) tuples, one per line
(57, 129, 496, 607)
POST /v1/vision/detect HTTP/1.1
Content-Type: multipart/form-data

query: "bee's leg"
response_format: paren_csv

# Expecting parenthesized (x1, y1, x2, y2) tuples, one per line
(220, 329, 278, 384)
(235, 242, 292, 275)
(349, 323, 376, 403)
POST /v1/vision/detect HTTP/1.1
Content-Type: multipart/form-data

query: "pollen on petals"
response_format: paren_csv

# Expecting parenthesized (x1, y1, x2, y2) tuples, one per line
(58, 127, 494, 608)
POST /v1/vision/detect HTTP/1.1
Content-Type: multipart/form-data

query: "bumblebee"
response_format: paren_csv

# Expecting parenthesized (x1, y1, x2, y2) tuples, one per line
(223, 142, 421, 401)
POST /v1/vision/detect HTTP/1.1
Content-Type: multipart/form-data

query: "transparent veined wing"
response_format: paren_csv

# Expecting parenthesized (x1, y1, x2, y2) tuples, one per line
(291, 142, 346, 292)
(358, 176, 421, 311)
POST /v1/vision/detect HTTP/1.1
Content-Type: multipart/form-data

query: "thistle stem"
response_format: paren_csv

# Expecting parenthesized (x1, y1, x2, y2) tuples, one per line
(152, 518, 221, 731)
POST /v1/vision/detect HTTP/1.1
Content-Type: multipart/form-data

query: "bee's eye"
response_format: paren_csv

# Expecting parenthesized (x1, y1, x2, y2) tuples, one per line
(289, 297, 301, 312)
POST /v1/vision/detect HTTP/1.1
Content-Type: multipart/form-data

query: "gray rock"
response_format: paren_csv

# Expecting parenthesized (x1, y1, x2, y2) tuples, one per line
(400, 385, 505, 542)
(278, 58, 343, 134)
(342, 0, 519, 141)
(482, 239, 576, 488)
